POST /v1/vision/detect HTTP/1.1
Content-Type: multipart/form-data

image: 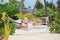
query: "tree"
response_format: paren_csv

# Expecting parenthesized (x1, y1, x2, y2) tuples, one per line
(44, 0, 48, 17)
(35, 0, 43, 9)
(0, 3, 19, 19)
(0, 0, 20, 8)
(46, 1, 56, 11)
(46, 1, 49, 7)
(52, 0, 53, 9)
(57, 0, 60, 13)
(46, 1, 55, 9)
(8, 0, 20, 8)
(20, 0, 24, 14)
(49, 2, 55, 9)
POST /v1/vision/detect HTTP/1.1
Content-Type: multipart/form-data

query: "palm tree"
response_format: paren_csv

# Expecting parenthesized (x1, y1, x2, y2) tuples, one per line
(57, 0, 60, 13)
(35, 0, 43, 9)
(20, 0, 24, 14)
(52, 0, 53, 9)
(44, 0, 48, 17)
(44, 0, 49, 26)
(8, 0, 20, 7)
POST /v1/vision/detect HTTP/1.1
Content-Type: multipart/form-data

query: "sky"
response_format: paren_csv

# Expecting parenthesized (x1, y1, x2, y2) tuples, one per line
(0, 0, 57, 9)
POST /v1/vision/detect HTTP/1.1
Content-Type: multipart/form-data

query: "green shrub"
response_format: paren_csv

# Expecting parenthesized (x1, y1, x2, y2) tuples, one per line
(0, 22, 17, 36)
(0, 20, 4, 36)
(0, 4, 19, 20)
(48, 9, 56, 22)
(49, 13, 60, 33)
(35, 8, 45, 17)
(35, 8, 56, 22)
(14, 13, 36, 20)
(9, 23, 17, 35)
(35, 8, 60, 33)
(0, 27, 4, 36)
(0, 13, 17, 36)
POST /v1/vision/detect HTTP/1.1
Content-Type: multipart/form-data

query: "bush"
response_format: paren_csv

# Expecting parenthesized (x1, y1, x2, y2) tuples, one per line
(0, 27, 4, 36)
(0, 21, 17, 36)
(0, 20, 17, 35)
(14, 13, 36, 20)
(49, 13, 60, 33)
(9, 23, 17, 35)
(35, 8, 46, 17)
(0, 20, 4, 36)
(0, 4, 19, 20)
(48, 9, 56, 22)
(35, 8, 60, 33)
(0, 12, 17, 36)
(35, 8, 56, 22)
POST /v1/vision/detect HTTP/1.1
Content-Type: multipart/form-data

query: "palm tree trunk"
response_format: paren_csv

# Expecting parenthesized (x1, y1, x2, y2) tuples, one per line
(20, 0, 24, 14)
(44, 0, 48, 17)
(44, 0, 49, 26)
(57, 0, 60, 13)
(52, 0, 53, 9)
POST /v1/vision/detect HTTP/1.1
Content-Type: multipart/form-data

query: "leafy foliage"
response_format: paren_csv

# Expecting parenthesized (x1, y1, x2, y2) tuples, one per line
(57, 0, 60, 13)
(48, 9, 55, 22)
(35, 8, 45, 17)
(35, 8, 55, 19)
(35, 8, 60, 33)
(0, 4, 19, 20)
(46, 1, 56, 9)
(49, 13, 60, 33)
(35, 0, 43, 9)
(0, 23, 17, 36)
(0, 12, 17, 36)
(0, 27, 4, 36)
(9, 23, 17, 35)
(14, 13, 36, 20)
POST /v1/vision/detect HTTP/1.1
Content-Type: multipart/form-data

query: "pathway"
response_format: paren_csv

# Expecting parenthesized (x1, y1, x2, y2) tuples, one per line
(9, 25, 60, 40)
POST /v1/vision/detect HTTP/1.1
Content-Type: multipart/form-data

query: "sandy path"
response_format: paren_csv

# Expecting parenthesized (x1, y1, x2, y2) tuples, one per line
(8, 25, 60, 40)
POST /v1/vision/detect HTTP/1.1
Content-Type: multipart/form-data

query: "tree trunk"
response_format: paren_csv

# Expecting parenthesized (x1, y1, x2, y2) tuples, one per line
(44, 0, 49, 26)
(20, 0, 24, 14)
(52, 0, 53, 9)
(44, 0, 48, 17)
(57, 0, 60, 13)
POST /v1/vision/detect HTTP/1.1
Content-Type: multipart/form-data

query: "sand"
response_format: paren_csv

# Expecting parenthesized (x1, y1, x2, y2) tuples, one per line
(8, 25, 60, 40)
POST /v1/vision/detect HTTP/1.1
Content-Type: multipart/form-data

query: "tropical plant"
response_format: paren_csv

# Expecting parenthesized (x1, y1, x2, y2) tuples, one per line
(35, 0, 43, 9)
(14, 13, 36, 20)
(35, 8, 45, 17)
(48, 9, 55, 22)
(46, 2, 56, 9)
(44, 0, 48, 16)
(0, 4, 19, 20)
(0, 12, 17, 40)
(57, 0, 60, 13)
(20, 0, 25, 14)
(35, 8, 57, 24)
(49, 13, 60, 33)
